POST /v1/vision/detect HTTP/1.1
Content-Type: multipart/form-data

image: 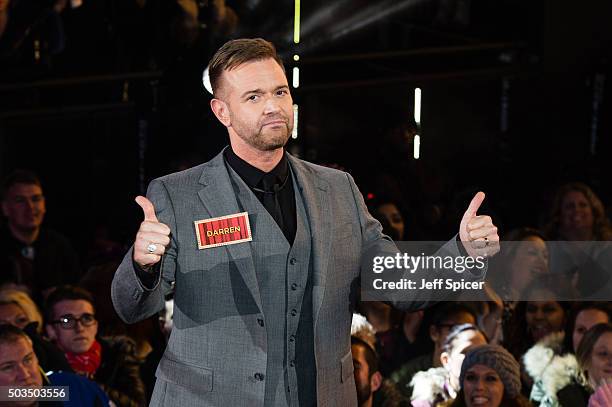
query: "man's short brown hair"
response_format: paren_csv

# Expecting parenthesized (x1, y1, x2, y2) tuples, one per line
(0, 324, 31, 347)
(208, 38, 285, 97)
(44, 285, 95, 323)
(1, 169, 42, 201)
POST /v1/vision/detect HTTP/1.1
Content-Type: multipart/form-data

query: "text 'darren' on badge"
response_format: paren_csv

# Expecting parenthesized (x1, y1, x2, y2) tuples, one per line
(194, 212, 252, 249)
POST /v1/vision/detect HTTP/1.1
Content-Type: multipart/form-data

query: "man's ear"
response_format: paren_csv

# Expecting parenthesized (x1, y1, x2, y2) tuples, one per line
(370, 371, 382, 393)
(210, 98, 231, 127)
(45, 324, 56, 341)
(430, 325, 439, 342)
(440, 351, 450, 368)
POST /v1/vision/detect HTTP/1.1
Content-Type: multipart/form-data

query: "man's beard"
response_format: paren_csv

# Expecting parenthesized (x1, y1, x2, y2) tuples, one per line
(232, 114, 292, 151)
(356, 381, 372, 406)
(249, 124, 291, 151)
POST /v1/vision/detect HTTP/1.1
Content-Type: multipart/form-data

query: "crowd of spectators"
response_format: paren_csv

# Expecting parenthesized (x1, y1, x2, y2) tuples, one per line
(348, 179, 612, 407)
(0, 0, 239, 81)
(1, 1, 611, 406)
(0, 163, 611, 407)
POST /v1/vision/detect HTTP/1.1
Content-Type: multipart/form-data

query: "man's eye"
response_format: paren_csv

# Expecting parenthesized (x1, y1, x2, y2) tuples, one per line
(276, 89, 287, 96)
(82, 314, 95, 323)
(247, 95, 259, 101)
(486, 375, 499, 382)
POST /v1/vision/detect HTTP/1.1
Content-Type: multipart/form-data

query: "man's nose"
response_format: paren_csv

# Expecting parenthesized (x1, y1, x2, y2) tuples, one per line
(25, 199, 36, 211)
(263, 97, 281, 114)
(15, 363, 32, 381)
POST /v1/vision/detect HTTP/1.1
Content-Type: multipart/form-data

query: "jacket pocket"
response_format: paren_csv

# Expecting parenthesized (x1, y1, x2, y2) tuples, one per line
(156, 356, 214, 393)
(340, 350, 354, 383)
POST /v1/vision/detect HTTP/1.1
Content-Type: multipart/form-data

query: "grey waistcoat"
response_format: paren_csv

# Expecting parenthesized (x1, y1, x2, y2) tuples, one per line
(227, 163, 316, 407)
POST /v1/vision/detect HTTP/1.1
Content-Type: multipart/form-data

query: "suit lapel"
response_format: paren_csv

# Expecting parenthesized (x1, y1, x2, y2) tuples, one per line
(197, 151, 263, 313)
(287, 155, 332, 328)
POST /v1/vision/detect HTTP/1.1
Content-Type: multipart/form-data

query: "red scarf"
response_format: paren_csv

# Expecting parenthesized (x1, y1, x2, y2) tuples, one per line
(65, 340, 102, 378)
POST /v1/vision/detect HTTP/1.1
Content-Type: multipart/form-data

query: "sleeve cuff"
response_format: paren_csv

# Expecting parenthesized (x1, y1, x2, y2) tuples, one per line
(133, 260, 160, 289)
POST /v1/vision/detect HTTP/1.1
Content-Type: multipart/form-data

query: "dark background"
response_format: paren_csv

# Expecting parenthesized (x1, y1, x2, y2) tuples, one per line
(1, 0, 611, 258)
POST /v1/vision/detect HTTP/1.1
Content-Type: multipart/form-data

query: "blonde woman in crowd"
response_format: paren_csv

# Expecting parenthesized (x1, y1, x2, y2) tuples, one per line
(0, 288, 43, 332)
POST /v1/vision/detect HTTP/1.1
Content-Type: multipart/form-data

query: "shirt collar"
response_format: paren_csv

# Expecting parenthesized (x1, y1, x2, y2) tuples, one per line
(223, 146, 288, 188)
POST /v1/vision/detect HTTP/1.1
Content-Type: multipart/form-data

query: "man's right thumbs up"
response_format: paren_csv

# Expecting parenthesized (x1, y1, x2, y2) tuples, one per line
(133, 195, 171, 269)
(136, 196, 159, 222)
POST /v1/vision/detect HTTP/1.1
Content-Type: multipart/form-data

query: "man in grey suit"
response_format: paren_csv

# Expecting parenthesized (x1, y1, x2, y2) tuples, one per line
(111, 38, 499, 406)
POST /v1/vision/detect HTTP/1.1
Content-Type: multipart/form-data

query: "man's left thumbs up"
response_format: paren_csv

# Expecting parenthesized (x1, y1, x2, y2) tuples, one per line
(459, 192, 500, 258)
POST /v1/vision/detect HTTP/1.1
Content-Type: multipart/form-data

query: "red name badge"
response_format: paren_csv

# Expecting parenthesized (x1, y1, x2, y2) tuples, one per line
(194, 212, 252, 249)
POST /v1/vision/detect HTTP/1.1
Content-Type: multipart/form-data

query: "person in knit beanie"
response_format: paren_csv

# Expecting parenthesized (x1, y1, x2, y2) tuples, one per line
(448, 345, 531, 407)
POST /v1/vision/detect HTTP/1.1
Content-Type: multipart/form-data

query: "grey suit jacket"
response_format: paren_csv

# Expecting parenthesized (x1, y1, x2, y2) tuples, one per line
(112, 150, 462, 406)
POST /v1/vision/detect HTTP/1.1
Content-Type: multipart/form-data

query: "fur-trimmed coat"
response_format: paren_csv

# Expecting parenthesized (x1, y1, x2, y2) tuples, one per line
(408, 367, 453, 407)
(523, 332, 590, 407)
(95, 336, 146, 407)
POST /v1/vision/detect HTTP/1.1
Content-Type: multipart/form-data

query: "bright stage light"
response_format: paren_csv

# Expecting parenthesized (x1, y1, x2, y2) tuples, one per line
(292, 67, 300, 88)
(294, 0, 301, 43)
(414, 88, 421, 124)
(292, 105, 299, 139)
(202, 66, 213, 95)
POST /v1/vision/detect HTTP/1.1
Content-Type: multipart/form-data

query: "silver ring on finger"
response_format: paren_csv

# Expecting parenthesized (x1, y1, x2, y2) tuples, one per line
(147, 243, 158, 254)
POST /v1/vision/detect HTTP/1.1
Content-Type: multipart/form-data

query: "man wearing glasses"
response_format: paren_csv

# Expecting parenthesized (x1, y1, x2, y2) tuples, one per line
(44, 285, 146, 406)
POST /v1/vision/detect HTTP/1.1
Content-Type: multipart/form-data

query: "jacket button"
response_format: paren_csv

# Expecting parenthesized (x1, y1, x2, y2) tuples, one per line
(254, 373, 265, 381)
(289, 258, 297, 265)
(290, 309, 297, 316)
(289, 335, 295, 342)
(257, 318, 264, 327)
(290, 283, 298, 291)
(289, 360, 295, 367)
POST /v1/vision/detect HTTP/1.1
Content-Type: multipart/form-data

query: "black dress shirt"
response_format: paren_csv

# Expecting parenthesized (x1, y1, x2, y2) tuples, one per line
(224, 147, 297, 245)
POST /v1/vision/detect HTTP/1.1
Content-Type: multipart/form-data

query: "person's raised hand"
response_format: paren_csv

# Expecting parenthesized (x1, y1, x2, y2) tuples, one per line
(133, 196, 171, 269)
(589, 379, 612, 407)
(459, 192, 500, 258)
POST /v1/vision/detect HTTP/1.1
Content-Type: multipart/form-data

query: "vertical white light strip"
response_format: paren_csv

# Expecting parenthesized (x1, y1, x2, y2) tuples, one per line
(294, 0, 301, 44)
(292, 104, 299, 139)
(414, 88, 422, 159)
(292, 67, 300, 88)
(414, 88, 421, 124)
